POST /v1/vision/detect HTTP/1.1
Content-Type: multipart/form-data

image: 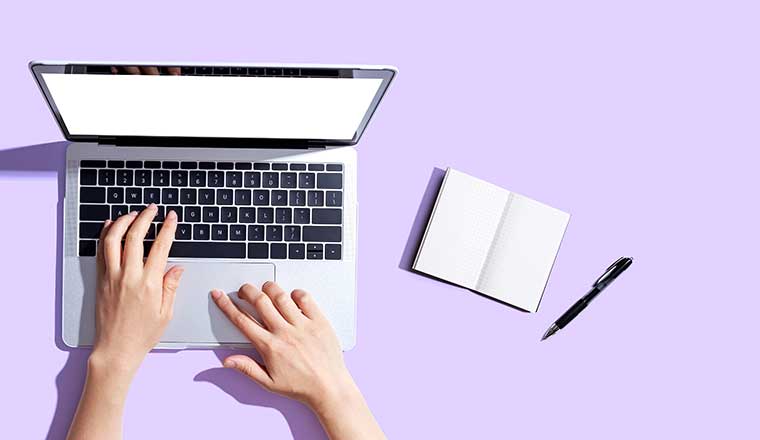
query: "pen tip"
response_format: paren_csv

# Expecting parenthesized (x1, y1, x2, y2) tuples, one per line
(541, 324, 559, 341)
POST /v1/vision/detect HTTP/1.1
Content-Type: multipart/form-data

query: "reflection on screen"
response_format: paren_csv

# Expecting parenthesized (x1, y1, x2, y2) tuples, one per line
(41, 73, 384, 140)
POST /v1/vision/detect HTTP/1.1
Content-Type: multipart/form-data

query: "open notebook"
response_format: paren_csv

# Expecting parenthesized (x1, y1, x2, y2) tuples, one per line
(413, 168, 570, 312)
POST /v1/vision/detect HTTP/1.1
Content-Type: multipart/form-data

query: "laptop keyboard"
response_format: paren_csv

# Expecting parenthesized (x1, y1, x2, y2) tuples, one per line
(77, 160, 343, 260)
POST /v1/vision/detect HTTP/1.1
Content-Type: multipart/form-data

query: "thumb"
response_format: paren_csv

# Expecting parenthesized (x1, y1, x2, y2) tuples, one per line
(224, 355, 273, 389)
(161, 265, 184, 319)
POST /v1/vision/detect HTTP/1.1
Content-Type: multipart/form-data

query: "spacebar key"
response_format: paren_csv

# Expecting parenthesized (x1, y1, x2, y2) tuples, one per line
(168, 242, 246, 258)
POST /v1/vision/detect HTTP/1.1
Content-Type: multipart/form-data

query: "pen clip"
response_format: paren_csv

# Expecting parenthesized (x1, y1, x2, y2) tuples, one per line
(593, 257, 628, 286)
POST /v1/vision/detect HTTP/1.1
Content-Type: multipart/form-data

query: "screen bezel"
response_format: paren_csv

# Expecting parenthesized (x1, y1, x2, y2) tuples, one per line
(29, 61, 396, 148)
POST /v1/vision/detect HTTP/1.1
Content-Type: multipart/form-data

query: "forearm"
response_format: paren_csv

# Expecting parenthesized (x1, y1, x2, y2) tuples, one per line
(67, 354, 137, 440)
(312, 380, 386, 440)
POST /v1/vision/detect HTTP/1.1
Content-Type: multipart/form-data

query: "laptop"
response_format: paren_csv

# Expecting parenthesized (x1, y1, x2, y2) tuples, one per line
(30, 61, 396, 350)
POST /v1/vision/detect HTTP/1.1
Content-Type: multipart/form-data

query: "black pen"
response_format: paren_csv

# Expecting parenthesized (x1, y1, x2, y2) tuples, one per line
(541, 257, 633, 341)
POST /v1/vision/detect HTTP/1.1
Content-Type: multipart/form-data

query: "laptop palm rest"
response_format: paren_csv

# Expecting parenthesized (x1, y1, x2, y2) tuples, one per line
(161, 260, 275, 345)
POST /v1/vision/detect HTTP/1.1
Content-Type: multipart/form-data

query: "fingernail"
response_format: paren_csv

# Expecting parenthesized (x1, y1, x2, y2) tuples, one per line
(148, 203, 157, 211)
(129, 211, 138, 216)
(167, 210, 177, 220)
(210, 290, 222, 300)
(104, 219, 112, 226)
(224, 359, 236, 368)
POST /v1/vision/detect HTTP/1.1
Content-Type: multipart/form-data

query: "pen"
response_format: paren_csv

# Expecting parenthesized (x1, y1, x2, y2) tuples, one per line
(541, 257, 633, 341)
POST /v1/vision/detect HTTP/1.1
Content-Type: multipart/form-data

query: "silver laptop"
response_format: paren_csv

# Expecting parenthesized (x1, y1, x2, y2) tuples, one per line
(30, 61, 396, 350)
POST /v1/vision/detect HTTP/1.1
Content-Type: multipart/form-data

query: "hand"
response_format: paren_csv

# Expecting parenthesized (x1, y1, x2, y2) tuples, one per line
(92, 204, 183, 374)
(211, 282, 386, 440)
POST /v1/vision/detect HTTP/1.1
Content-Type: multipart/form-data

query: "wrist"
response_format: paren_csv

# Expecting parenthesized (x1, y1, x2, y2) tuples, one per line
(309, 372, 363, 417)
(88, 349, 142, 382)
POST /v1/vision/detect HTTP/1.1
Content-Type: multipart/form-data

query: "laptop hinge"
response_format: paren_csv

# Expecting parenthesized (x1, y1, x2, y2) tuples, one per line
(97, 136, 331, 149)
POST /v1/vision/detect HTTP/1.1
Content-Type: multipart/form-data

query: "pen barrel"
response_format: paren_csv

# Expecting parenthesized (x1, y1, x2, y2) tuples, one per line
(555, 297, 590, 329)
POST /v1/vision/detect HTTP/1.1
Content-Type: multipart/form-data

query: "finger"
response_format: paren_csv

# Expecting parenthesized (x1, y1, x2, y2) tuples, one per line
(96, 219, 113, 276)
(211, 290, 270, 345)
(237, 283, 289, 330)
(291, 289, 326, 321)
(123, 204, 158, 270)
(145, 209, 178, 275)
(140, 66, 160, 75)
(167, 67, 181, 75)
(103, 212, 138, 272)
(223, 355, 273, 389)
(124, 66, 141, 74)
(261, 281, 305, 325)
(161, 265, 184, 319)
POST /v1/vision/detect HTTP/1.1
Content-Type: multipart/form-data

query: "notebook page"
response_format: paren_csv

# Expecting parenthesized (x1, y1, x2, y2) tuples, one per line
(476, 193, 569, 312)
(413, 169, 509, 289)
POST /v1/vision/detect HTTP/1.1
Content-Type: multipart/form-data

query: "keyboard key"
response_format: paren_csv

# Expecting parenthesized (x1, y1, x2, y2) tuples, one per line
(181, 161, 197, 169)
(144, 161, 161, 169)
(298, 172, 315, 188)
(272, 163, 288, 170)
(79, 222, 104, 238)
(203, 207, 220, 222)
(98, 169, 115, 186)
(290, 163, 306, 171)
(129, 205, 146, 214)
(111, 205, 129, 219)
(235, 162, 252, 170)
(262, 172, 279, 188)
(79, 240, 97, 256)
(226, 171, 243, 187)
(308, 164, 324, 171)
(80, 205, 110, 221)
(135, 170, 152, 186)
(248, 225, 264, 241)
(125, 187, 142, 204)
(217, 162, 234, 170)
(308, 190, 324, 206)
(244, 171, 261, 188)
(208, 171, 225, 187)
(117, 170, 133, 186)
(175, 224, 192, 240)
(317, 173, 342, 189)
(212, 224, 228, 240)
(162, 188, 178, 204)
(166, 206, 182, 221)
(168, 242, 245, 258)
(312, 208, 342, 224)
(248, 243, 268, 259)
(303, 226, 341, 242)
(80, 187, 105, 203)
(108, 160, 124, 168)
(154, 170, 170, 186)
(143, 188, 160, 204)
(276, 207, 292, 223)
(80, 169, 97, 185)
(253, 190, 269, 205)
(266, 225, 283, 241)
(217, 189, 233, 205)
(271, 243, 287, 259)
(198, 189, 215, 205)
(180, 188, 197, 204)
(171, 170, 188, 187)
(155, 205, 166, 222)
(145, 223, 156, 240)
(230, 224, 246, 241)
(257, 207, 274, 223)
(325, 244, 341, 260)
(272, 190, 288, 206)
(289, 190, 306, 206)
(240, 207, 256, 223)
(189, 170, 206, 187)
(185, 206, 201, 222)
(234, 189, 251, 205)
(326, 191, 342, 206)
(294, 208, 310, 224)
(193, 224, 210, 240)
(221, 207, 237, 223)
(163, 161, 179, 169)
(81, 160, 106, 168)
(107, 187, 124, 203)
(253, 162, 270, 170)
(126, 161, 142, 169)
(281, 172, 297, 188)
(326, 164, 343, 171)
(288, 243, 305, 259)
(284, 225, 301, 241)
(199, 161, 215, 170)
(307, 243, 323, 260)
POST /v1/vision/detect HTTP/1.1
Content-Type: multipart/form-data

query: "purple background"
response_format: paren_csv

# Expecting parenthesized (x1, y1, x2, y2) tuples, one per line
(1, 1, 758, 438)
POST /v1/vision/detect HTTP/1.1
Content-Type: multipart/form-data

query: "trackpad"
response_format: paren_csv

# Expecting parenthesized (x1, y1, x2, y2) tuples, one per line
(161, 261, 275, 345)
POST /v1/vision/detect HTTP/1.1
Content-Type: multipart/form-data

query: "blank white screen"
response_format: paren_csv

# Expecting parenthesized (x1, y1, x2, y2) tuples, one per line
(41, 73, 383, 140)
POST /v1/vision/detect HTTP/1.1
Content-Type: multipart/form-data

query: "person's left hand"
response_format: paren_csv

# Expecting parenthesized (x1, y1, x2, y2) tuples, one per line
(90, 204, 183, 374)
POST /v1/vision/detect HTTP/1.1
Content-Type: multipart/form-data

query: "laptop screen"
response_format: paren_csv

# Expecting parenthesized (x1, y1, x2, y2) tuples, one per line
(32, 64, 394, 145)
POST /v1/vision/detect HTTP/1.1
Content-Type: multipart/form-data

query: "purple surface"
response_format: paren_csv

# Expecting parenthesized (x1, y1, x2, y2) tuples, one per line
(1, 1, 758, 438)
